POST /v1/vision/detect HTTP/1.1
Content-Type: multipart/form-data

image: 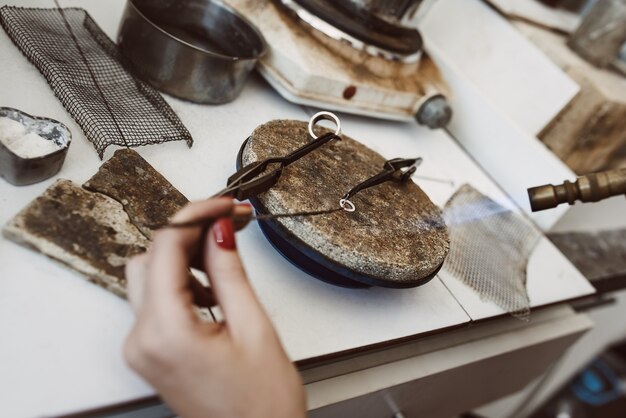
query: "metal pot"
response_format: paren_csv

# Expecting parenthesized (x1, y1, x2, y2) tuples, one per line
(118, 0, 267, 104)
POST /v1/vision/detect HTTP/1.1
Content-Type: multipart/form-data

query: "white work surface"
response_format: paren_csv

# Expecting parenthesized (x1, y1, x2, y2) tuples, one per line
(0, 1, 594, 417)
(420, 0, 581, 230)
(422, 0, 580, 138)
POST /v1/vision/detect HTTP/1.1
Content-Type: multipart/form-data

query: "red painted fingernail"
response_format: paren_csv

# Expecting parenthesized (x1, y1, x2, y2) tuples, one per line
(214, 217, 236, 250)
(238, 202, 252, 208)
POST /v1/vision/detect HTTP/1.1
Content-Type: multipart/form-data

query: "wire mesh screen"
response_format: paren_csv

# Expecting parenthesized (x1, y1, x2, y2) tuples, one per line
(0, 6, 193, 158)
(442, 184, 541, 320)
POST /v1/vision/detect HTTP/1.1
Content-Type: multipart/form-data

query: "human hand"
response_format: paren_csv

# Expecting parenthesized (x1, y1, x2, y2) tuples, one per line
(123, 198, 306, 418)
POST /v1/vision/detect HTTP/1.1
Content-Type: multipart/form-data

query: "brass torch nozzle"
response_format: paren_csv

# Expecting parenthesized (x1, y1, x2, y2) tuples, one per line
(528, 168, 626, 212)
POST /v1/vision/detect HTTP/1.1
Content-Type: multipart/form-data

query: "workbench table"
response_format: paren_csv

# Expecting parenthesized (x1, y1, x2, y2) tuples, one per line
(0, 1, 595, 417)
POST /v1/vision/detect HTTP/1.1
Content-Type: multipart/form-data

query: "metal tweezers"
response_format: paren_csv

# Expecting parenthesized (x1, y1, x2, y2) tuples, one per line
(169, 155, 423, 230)
(213, 131, 341, 201)
(340, 157, 423, 210)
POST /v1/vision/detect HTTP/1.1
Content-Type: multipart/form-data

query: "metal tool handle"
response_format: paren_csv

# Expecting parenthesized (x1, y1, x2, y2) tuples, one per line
(282, 132, 339, 167)
(219, 161, 282, 201)
(342, 170, 396, 201)
(527, 167, 626, 212)
(342, 157, 422, 201)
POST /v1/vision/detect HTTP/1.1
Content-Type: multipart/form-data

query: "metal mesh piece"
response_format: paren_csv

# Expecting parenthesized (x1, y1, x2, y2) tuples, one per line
(0, 6, 193, 158)
(442, 184, 541, 319)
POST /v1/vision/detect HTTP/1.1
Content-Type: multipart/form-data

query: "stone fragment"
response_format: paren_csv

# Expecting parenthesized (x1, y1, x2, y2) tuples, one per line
(83, 149, 189, 239)
(3, 179, 149, 297)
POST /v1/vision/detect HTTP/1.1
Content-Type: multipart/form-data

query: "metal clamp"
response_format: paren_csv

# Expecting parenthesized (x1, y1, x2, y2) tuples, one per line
(216, 113, 342, 201)
(340, 157, 422, 210)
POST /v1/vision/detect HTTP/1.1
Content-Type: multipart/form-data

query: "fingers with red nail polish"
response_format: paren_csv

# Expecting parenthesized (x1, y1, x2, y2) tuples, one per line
(124, 198, 306, 418)
(214, 217, 236, 250)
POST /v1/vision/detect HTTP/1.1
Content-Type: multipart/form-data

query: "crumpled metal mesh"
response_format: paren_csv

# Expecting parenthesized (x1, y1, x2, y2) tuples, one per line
(0, 6, 193, 158)
(442, 184, 541, 320)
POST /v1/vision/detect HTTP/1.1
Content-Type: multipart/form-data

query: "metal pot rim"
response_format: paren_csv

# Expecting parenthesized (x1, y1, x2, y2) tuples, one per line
(127, 0, 268, 62)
